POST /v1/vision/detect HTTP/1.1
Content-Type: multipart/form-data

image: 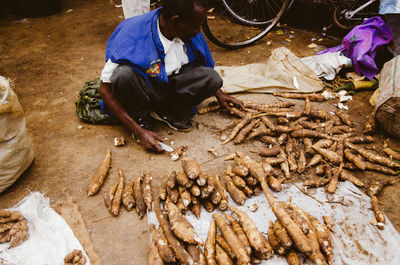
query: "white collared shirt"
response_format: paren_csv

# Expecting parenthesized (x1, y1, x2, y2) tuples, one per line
(157, 19, 189, 75)
(100, 18, 189, 82)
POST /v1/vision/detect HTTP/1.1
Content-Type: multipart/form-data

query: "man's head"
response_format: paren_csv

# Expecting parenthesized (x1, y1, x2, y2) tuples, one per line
(161, 0, 207, 41)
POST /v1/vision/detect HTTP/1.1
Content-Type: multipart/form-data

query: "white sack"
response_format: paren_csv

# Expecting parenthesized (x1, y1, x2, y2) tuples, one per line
(121, 0, 150, 19)
(148, 181, 400, 265)
(0, 192, 91, 265)
(0, 76, 34, 193)
(217, 47, 324, 94)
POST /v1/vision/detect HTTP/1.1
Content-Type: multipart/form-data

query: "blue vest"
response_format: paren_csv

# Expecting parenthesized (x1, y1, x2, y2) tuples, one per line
(105, 8, 215, 87)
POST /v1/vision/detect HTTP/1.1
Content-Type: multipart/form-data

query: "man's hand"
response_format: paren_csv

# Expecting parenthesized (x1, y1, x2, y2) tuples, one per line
(136, 129, 167, 153)
(100, 81, 167, 153)
(215, 89, 244, 114)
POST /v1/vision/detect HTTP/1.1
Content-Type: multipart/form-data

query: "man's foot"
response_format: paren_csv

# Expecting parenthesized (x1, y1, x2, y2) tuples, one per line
(150, 111, 192, 132)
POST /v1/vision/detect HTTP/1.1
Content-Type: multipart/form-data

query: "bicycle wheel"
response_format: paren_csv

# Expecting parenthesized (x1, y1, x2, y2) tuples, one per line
(222, 0, 289, 26)
(202, 0, 289, 49)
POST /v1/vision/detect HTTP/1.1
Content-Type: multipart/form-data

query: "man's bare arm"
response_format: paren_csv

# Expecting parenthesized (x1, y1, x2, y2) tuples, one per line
(99, 81, 165, 152)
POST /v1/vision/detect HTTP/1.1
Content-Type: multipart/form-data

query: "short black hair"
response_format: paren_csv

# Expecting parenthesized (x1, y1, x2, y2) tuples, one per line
(162, 0, 207, 20)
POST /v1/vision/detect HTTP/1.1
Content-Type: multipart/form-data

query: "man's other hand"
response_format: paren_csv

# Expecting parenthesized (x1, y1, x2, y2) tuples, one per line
(215, 89, 244, 114)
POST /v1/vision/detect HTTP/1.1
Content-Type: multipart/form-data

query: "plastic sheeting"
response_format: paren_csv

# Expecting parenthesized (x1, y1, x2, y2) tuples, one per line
(0, 192, 90, 265)
(379, 0, 400, 14)
(301, 52, 352, 81)
(217, 47, 324, 94)
(148, 181, 400, 265)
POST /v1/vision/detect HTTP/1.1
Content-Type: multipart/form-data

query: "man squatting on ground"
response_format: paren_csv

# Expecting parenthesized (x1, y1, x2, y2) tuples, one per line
(99, 0, 243, 152)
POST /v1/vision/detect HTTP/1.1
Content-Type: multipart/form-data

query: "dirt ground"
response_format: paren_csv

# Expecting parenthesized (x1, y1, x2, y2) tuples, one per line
(0, 0, 399, 264)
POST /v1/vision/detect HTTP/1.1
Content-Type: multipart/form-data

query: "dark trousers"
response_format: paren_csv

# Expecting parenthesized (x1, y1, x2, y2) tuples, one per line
(110, 63, 222, 121)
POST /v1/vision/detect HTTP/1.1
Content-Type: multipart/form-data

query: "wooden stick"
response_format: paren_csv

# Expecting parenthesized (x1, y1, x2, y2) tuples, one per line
(293, 184, 324, 204)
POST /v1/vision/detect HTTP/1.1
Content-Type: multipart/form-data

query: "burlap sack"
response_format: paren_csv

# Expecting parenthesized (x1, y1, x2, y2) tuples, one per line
(0, 76, 34, 193)
(375, 56, 400, 139)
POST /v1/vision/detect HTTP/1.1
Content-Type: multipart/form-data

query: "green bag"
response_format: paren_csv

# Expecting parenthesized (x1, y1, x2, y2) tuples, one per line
(75, 78, 119, 124)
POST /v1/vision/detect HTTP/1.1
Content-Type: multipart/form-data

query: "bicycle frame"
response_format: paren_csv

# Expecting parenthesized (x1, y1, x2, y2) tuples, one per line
(345, 0, 377, 19)
(332, 0, 378, 21)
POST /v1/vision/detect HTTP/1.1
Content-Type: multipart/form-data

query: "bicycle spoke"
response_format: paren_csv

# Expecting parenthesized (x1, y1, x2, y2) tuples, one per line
(260, 1, 268, 23)
(268, 2, 276, 20)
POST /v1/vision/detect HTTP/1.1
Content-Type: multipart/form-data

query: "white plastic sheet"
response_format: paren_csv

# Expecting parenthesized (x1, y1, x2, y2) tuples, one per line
(148, 182, 400, 265)
(379, 0, 400, 14)
(0, 192, 90, 265)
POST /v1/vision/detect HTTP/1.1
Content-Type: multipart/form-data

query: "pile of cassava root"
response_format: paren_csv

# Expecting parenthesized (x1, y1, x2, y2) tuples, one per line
(158, 156, 264, 218)
(0, 210, 29, 248)
(151, 152, 337, 265)
(87, 149, 153, 218)
(198, 95, 399, 230)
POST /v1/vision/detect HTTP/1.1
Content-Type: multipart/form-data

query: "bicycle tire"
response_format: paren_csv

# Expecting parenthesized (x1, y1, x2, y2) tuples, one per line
(221, 0, 289, 26)
(202, 0, 289, 49)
